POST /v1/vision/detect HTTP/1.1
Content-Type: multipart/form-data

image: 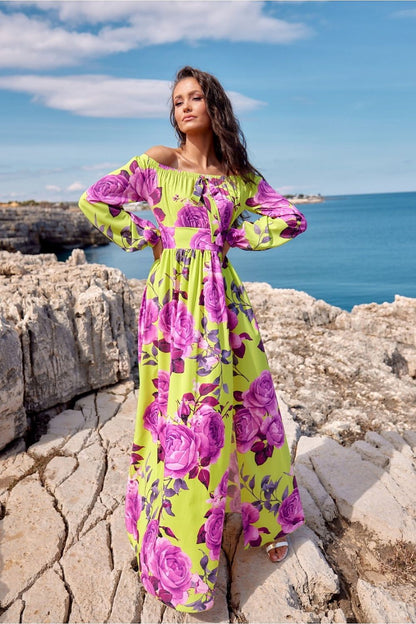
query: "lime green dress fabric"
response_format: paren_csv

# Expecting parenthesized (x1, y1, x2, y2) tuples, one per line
(78, 154, 307, 613)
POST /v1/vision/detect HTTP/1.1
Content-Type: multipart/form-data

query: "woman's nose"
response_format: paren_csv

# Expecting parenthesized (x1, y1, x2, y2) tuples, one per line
(183, 100, 192, 112)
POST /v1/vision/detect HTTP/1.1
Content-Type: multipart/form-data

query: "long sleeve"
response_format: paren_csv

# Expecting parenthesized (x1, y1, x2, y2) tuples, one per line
(226, 176, 307, 251)
(78, 155, 161, 252)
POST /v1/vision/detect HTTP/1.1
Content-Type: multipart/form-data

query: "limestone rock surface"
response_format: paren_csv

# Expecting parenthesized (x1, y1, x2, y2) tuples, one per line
(0, 202, 107, 254)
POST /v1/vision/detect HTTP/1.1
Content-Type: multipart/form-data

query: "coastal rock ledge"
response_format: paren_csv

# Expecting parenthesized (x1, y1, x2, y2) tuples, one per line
(0, 250, 415, 623)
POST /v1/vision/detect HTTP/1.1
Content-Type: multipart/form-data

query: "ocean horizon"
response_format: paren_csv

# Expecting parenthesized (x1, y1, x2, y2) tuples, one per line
(60, 191, 416, 312)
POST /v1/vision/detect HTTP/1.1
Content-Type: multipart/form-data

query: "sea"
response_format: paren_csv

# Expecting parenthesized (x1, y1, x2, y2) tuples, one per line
(63, 192, 416, 312)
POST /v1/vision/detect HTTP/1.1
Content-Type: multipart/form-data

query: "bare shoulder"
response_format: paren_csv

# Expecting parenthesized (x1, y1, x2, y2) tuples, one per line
(145, 145, 179, 168)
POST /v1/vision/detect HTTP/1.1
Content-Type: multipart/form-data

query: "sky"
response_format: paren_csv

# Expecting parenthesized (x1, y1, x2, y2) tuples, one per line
(0, 0, 415, 202)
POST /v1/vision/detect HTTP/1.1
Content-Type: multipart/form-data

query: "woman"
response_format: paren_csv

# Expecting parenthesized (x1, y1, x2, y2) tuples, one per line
(79, 66, 307, 613)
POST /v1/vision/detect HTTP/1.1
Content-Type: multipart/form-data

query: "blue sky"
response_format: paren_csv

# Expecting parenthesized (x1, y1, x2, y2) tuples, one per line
(0, 0, 415, 201)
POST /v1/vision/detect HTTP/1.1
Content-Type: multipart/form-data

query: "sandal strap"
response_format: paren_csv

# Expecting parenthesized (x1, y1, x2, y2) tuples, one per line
(266, 541, 289, 553)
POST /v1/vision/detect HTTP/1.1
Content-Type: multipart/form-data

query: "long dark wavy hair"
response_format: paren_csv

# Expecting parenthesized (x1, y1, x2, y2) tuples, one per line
(170, 66, 262, 182)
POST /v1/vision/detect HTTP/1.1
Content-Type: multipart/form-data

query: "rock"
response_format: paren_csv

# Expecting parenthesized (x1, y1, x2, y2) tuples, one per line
(0, 448, 35, 497)
(43, 455, 78, 494)
(0, 251, 145, 450)
(0, 473, 66, 609)
(294, 446, 338, 522)
(306, 436, 416, 544)
(20, 566, 70, 623)
(0, 599, 24, 623)
(109, 505, 135, 572)
(297, 485, 329, 539)
(0, 316, 25, 451)
(0, 203, 107, 254)
(290, 526, 339, 607)
(61, 520, 119, 623)
(108, 561, 143, 624)
(54, 436, 106, 550)
(277, 391, 301, 459)
(356, 579, 416, 623)
(230, 531, 320, 623)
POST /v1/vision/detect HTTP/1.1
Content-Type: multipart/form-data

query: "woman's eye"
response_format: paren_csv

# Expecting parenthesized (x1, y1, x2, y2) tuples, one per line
(175, 101, 183, 107)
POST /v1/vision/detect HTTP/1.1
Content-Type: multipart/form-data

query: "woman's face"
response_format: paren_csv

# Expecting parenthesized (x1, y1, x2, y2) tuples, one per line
(173, 77, 212, 136)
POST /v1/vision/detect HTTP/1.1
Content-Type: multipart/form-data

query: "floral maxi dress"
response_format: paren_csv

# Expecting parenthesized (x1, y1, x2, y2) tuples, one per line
(78, 154, 307, 613)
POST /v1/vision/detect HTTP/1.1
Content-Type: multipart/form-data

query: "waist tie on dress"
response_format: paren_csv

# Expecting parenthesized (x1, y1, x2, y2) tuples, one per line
(160, 227, 224, 254)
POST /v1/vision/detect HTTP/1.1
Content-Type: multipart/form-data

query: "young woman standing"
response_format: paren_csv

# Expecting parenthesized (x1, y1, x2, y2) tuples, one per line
(79, 66, 307, 613)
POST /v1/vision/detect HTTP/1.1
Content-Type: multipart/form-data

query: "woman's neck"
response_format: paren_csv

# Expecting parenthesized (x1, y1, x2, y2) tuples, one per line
(177, 135, 225, 174)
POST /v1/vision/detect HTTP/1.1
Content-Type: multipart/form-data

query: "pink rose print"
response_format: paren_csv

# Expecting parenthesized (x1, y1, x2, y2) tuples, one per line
(193, 405, 225, 464)
(139, 298, 159, 345)
(277, 488, 304, 534)
(260, 413, 285, 448)
(159, 300, 197, 358)
(129, 164, 162, 206)
(242, 371, 278, 418)
(246, 179, 290, 212)
(234, 407, 262, 453)
(153, 538, 193, 607)
(143, 400, 160, 442)
(141, 519, 159, 574)
(225, 227, 249, 248)
(241, 502, 260, 546)
(156, 370, 170, 415)
(190, 230, 219, 251)
(205, 506, 225, 560)
(203, 273, 227, 324)
(124, 477, 141, 541)
(160, 225, 176, 248)
(86, 170, 138, 205)
(163, 424, 199, 478)
(176, 203, 210, 228)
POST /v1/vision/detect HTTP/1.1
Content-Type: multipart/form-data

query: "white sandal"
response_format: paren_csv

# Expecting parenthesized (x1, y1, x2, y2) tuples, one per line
(266, 540, 289, 562)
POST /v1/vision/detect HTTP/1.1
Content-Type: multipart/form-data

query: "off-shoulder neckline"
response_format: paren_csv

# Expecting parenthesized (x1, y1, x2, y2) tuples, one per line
(143, 154, 235, 179)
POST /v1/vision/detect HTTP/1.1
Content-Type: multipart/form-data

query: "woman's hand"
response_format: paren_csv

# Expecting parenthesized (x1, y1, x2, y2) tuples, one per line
(152, 239, 163, 260)
(223, 241, 230, 257)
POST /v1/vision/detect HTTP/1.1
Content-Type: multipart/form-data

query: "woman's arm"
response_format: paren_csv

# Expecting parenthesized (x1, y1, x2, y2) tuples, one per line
(78, 155, 161, 252)
(226, 177, 307, 251)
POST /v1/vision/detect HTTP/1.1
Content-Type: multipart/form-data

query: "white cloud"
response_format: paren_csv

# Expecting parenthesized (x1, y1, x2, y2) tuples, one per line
(392, 8, 416, 18)
(67, 181, 84, 192)
(0, 74, 265, 118)
(45, 184, 61, 192)
(0, 2, 312, 69)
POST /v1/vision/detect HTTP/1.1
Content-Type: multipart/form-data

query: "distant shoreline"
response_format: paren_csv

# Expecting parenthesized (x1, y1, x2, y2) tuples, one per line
(0, 193, 325, 209)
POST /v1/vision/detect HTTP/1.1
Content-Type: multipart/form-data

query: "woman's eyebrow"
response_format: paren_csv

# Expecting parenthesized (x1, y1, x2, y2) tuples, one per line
(173, 89, 202, 101)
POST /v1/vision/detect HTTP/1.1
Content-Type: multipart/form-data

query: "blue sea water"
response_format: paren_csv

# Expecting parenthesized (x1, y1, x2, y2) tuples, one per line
(70, 192, 416, 311)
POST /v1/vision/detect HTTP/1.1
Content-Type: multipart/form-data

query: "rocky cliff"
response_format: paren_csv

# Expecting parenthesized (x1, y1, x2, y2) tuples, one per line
(0, 203, 108, 253)
(0, 250, 415, 622)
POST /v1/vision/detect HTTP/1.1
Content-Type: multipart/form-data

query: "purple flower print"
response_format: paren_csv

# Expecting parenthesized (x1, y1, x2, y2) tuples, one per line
(277, 488, 304, 534)
(139, 298, 159, 345)
(234, 407, 262, 453)
(205, 506, 225, 560)
(260, 413, 285, 448)
(242, 371, 278, 418)
(124, 478, 141, 541)
(280, 214, 306, 238)
(141, 519, 159, 574)
(159, 300, 197, 358)
(176, 203, 210, 228)
(153, 538, 193, 607)
(163, 424, 198, 478)
(241, 502, 260, 546)
(160, 225, 175, 249)
(156, 370, 170, 415)
(203, 273, 227, 324)
(225, 227, 249, 249)
(143, 400, 160, 442)
(86, 170, 138, 205)
(190, 230, 218, 251)
(193, 405, 225, 464)
(129, 164, 162, 206)
(246, 179, 289, 213)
